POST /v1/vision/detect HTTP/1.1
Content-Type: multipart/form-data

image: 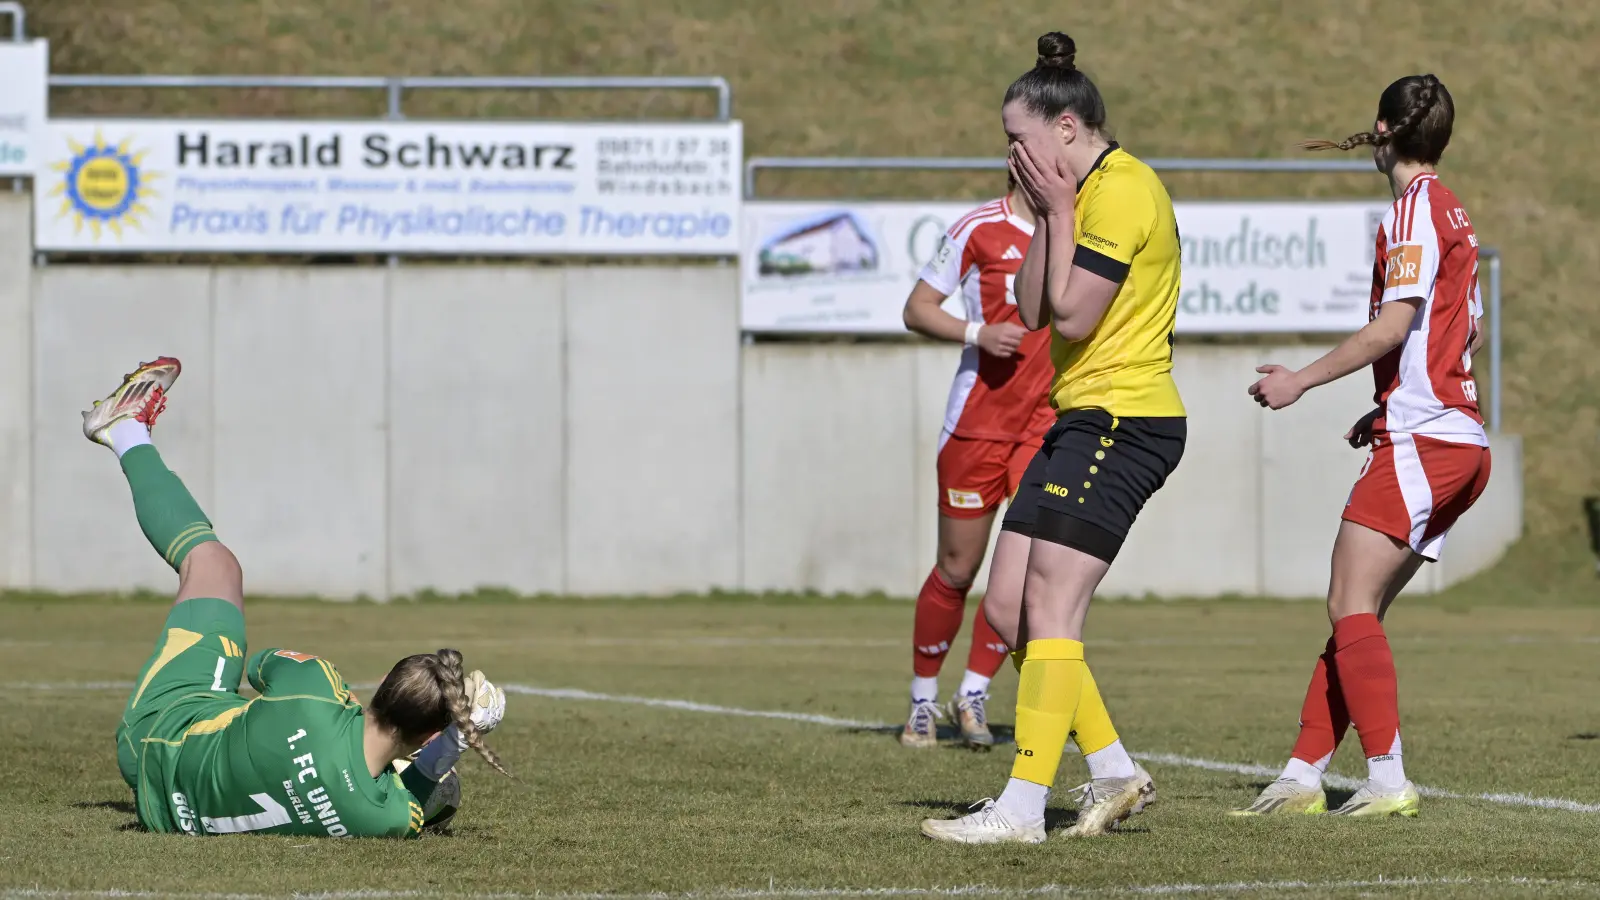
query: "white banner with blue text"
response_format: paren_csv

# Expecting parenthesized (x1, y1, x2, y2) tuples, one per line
(0, 41, 49, 178)
(34, 119, 742, 255)
(741, 199, 1389, 334)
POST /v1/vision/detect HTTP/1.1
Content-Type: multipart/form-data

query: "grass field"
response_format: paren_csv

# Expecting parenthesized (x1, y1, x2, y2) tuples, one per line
(4, 592, 1599, 898)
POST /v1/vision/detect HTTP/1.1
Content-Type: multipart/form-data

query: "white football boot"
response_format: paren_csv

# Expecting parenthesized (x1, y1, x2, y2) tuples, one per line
(1064, 761, 1157, 836)
(1229, 778, 1329, 816)
(920, 798, 1046, 845)
(899, 698, 943, 749)
(1329, 780, 1420, 818)
(947, 692, 995, 748)
(82, 357, 181, 445)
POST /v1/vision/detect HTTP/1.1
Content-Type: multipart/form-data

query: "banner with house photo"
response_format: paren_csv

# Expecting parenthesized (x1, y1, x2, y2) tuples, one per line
(741, 201, 975, 333)
(741, 199, 1391, 334)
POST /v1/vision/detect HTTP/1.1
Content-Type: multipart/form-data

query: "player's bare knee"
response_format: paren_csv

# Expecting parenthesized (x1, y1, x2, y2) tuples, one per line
(176, 542, 245, 608)
(1326, 589, 1379, 626)
(935, 546, 983, 590)
(180, 541, 240, 578)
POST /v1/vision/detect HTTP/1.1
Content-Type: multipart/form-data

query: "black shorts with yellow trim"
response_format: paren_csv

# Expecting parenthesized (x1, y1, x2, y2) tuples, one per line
(1000, 410, 1186, 563)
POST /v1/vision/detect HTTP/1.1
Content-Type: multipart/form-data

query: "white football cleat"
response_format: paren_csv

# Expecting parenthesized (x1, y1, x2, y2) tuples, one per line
(899, 698, 942, 749)
(1064, 762, 1157, 836)
(947, 692, 995, 748)
(1229, 778, 1328, 816)
(1329, 780, 1420, 818)
(82, 357, 181, 446)
(920, 798, 1045, 845)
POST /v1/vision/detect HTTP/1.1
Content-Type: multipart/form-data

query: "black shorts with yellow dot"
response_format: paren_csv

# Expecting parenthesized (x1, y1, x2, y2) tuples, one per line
(1000, 410, 1186, 563)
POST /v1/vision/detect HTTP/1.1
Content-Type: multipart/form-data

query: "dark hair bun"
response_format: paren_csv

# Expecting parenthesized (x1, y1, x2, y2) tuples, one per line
(1036, 32, 1076, 71)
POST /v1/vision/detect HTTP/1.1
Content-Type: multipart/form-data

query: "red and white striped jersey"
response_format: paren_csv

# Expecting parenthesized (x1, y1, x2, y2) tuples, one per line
(1369, 172, 1487, 446)
(919, 195, 1055, 443)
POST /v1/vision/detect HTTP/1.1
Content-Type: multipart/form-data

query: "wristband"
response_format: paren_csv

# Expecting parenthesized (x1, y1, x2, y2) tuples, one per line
(410, 725, 465, 782)
(963, 321, 983, 347)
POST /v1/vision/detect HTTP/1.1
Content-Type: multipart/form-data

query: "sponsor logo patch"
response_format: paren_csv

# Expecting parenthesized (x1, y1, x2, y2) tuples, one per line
(273, 649, 319, 663)
(1385, 243, 1423, 288)
(946, 489, 984, 509)
(1082, 232, 1119, 251)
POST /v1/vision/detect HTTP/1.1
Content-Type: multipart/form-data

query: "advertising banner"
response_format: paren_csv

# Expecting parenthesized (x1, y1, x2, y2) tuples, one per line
(0, 40, 49, 177)
(742, 199, 1389, 334)
(34, 119, 742, 255)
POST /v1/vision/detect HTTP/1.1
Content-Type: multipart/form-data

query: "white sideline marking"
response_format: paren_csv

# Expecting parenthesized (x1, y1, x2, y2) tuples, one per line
(501, 684, 885, 730)
(1133, 753, 1600, 814)
(8, 680, 1599, 814)
(3, 875, 1596, 898)
(3, 634, 1596, 649)
(496, 686, 1600, 815)
(4, 681, 134, 691)
(0, 637, 905, 650)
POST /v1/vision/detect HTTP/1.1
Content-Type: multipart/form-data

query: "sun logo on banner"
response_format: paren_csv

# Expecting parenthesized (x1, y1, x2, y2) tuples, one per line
(47, 131, 160, 239)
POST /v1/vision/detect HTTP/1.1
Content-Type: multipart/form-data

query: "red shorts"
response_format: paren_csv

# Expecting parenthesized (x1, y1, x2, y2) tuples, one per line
(937, 434, 1042, 519)
(1342, 433, 1491, 561)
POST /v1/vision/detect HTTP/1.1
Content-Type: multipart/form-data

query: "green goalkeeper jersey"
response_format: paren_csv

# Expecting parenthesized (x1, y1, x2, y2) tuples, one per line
(132, 646, 430, 837)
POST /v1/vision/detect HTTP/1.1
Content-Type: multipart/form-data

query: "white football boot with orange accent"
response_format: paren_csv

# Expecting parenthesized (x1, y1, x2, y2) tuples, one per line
(82, 357, 181, 445)
(898, 698, 942, 748)
(947, 692, 995, 748)
(1064, 762, 1158, 836)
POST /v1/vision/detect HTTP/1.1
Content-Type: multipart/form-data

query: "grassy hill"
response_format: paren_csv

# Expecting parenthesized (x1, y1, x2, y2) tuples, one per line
(26, 0, 1600, 589)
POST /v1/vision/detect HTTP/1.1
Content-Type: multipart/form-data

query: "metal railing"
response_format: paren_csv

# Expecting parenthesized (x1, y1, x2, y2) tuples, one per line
(0, 1, 23, 42)
(49, 73, 395, 113)
(47, 73, 733, 121)
(745, 154, 1503, 433)
(744, 155, 1375, 197)
(392, 76, 731, 122)
(1483, 247, 1503, 432)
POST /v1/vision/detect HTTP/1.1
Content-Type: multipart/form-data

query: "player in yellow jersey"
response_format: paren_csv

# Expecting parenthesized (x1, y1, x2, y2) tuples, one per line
(922, 31, 1185, 845)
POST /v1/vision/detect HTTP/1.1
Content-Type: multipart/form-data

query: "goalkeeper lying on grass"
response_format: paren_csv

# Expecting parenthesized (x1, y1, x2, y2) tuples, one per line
(92, 357, 510, 837)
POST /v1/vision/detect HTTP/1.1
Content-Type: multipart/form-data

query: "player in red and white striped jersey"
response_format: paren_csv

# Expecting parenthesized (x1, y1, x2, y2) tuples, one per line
(898, 179, 1052, 749)
(1244, 74, 1489, 819)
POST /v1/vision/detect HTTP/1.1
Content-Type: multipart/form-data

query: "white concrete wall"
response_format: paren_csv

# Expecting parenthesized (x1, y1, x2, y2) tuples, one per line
(743, 344, 919, 594)
(387, 268, 567, 598)
(32, 266, 216, 593)
(566, 266, 741, 595)
(0, 196, 32, 588)
(0, 194, 1524, 600)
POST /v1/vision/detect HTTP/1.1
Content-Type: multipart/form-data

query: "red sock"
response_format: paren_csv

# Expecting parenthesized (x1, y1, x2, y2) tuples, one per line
(1332, 613, 1402, 759)
(964, 597, 1010, 678)
(1289, 637, 1349, 766)
(912, 568, 968, 677)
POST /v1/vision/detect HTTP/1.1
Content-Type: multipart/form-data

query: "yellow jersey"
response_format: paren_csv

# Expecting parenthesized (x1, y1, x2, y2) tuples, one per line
(1049, 143, 1186, 417)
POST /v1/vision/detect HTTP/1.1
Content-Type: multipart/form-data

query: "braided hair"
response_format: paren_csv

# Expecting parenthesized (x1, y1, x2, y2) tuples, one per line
(1302, 74, 1454, 164)
(426, 649, 511, 778)
(368, 649, 512, 778)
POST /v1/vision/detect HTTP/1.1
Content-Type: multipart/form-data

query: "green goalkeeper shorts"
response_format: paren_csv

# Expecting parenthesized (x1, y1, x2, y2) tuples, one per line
(116, 598, 249, 791)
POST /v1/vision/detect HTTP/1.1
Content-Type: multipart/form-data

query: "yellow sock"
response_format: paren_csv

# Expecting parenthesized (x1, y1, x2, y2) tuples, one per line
(1009, 638, 1084, 788)
(1070, 663, 1120, 756)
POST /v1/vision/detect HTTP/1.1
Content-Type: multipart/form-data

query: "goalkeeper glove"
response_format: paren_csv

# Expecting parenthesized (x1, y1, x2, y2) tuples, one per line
(409, 671, 506, 782)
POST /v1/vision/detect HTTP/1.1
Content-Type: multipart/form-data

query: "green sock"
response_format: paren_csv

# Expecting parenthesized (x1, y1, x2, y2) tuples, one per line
(118, 445, 218, 571)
